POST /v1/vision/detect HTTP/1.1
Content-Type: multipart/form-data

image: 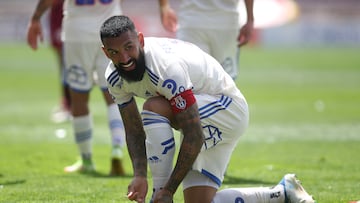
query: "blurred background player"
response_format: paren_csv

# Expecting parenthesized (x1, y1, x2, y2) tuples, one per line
(48, 0, 72, 123)
(26, 0, 126, 176)
(158, 0, 254, 80)
(26, 0, 71, 123)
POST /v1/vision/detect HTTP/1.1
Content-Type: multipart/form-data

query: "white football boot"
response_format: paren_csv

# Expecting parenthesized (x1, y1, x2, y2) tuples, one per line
(109, 146, 125, 176)
(279, 174, 316, 203)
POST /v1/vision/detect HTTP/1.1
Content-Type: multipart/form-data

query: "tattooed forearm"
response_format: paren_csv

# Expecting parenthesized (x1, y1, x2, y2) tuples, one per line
(31, 0, 53, 21)
(120, 99, 147, 177)
(164, 103, 204, 194)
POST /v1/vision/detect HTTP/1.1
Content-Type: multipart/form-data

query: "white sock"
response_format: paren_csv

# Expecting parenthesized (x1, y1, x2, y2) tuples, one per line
(142, 110, 175, 199)
(73, 114, 93, 161)
(107, 103, 125, 148)
(212, 184, 285, 203)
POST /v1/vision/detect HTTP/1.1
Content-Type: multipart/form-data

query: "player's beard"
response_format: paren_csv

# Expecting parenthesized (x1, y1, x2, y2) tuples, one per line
(115, 50, 146, 83)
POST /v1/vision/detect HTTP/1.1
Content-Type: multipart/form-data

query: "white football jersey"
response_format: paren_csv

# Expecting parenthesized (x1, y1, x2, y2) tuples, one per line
(178, 0, 240, 29)
(62, 0, 122, 42)
(105, 37, 244, 107)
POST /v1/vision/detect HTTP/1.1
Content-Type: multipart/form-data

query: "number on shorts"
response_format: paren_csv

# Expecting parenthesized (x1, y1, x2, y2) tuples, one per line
(75, 0, 113, 5)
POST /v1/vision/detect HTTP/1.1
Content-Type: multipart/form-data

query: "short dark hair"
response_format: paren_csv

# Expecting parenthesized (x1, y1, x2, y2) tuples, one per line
(100, 15, 136, 43)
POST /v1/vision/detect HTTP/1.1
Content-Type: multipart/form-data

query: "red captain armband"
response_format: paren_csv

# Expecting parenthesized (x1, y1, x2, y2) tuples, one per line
(169, 89, 196, 114)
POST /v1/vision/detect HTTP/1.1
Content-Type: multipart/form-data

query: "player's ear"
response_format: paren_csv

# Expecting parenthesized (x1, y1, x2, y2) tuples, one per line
(138, 32, 144, 48)
(101, 45, 110, 59)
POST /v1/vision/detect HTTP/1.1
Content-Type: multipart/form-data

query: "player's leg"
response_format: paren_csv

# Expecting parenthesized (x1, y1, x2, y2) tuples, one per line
(182, 170, 286, 203)
(212, 174, 315, 203)
(101, 88, 126, 176)
(212, 185, 285, 203)
(56, 45, 71, 116)
(63, 42, 95, 173)
(187, 94, 285, 203)
(50, 45, 73, 123)
(186, 95, 314, 203)
(183, 171, 218, 203)
(96, 49, 127, 176)
(49, 0, 71, 123)
(181, 94, 248, 203)
(141, 96, 177, 202)
(64, 89, 95, 173)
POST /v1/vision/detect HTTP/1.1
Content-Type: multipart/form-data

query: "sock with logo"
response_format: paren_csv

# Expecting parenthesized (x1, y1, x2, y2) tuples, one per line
(212, 184, 285, 203)
(142, 110, 175, 201)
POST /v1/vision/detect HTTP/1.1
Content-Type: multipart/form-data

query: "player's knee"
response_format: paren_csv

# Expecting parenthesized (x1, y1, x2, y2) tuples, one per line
(143, 97, 174, 123)
(143, 96, 169, 111)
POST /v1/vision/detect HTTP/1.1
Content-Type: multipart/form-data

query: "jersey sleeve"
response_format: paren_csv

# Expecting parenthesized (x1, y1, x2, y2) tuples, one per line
(157, 61, 197, 113)
(158, 61, 193, 100)
(105, 63, 134, 107)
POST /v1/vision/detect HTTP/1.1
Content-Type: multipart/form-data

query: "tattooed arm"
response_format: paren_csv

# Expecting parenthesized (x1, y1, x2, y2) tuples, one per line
(154, 103, 204, 202)
(120, 98, 148, 203)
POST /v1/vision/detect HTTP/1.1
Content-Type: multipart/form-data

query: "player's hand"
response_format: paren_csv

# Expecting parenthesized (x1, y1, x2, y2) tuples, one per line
(27, 20, 43, 50)
(160, 5, 177, 33)
(237, 20, 254, 47)
(127, 176, 148, 203)
(153, 188, 173, 203)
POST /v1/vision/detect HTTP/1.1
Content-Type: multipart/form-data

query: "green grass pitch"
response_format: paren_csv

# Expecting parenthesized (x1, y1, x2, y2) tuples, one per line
(0, 43, 359, 202)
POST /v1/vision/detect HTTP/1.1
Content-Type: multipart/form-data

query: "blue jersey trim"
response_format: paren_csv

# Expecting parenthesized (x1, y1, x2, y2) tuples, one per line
(146, 67, 159, 86)
(108, 70, 120, 87)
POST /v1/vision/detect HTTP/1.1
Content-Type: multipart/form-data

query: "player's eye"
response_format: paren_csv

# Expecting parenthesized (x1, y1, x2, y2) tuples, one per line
(125, 45, 133, 51)
(109, 50, 118, 55)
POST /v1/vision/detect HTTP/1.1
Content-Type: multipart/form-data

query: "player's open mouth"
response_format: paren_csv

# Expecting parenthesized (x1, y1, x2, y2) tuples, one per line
(121, 60, 135, 71)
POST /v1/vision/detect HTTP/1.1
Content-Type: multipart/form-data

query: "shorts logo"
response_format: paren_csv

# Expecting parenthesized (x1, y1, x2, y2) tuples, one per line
(67, 65, 87, 86)
(203, 125, 222, 149)
(221, 57, 234, 76)
(174, 95, 186, 110)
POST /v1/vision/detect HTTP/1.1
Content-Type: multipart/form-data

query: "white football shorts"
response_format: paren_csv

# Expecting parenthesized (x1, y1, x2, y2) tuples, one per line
(182, 94, 249, 189)
(177, 28, 240, 80)
(64, 41, 109, 92)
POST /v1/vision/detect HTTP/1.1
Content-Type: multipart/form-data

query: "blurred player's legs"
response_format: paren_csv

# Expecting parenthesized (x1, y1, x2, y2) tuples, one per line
(63, 42, 126, 176)
(63, 89, 126, 175)
(104, 91, 126, 176)
(49, 0, 71, 123)
(64, 90, 95, 173)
